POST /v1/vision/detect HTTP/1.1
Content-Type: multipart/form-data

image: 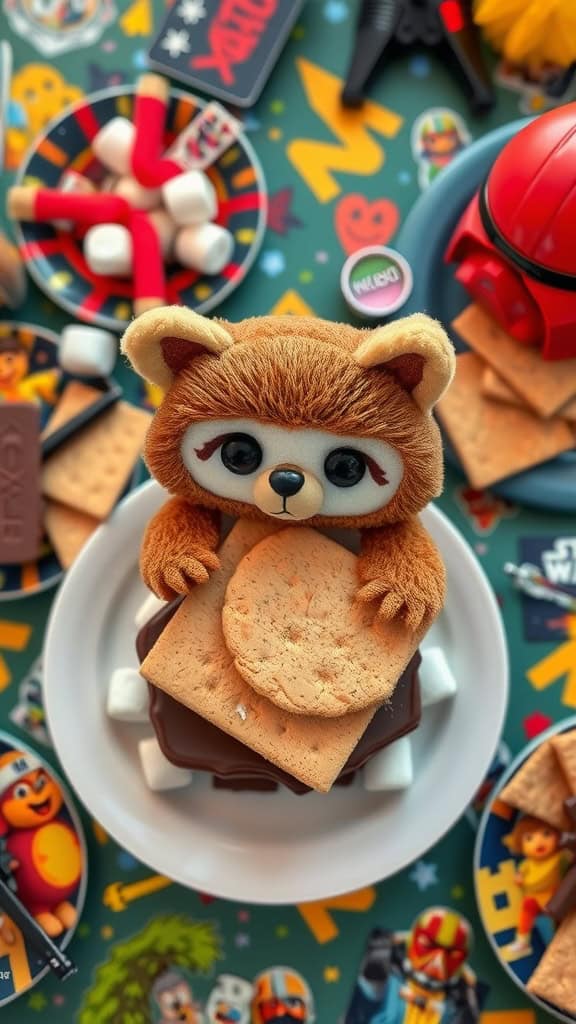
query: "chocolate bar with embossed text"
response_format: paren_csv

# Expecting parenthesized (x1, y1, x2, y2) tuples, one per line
(0, 403, 42, 564)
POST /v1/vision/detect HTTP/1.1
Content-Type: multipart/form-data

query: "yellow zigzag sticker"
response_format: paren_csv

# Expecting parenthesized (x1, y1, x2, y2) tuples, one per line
(287, 59, 403, 203)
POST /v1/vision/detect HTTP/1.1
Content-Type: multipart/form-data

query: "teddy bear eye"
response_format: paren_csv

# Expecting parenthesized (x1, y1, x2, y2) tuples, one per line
(324, 448, 366, 487)
(221, 433, 263, 475)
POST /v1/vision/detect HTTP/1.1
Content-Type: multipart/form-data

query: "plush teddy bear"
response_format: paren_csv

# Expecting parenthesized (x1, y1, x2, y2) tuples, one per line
(121, 307, 455, 633)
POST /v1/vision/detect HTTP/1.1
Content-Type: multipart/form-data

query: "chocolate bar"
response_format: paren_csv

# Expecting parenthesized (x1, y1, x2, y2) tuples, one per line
(0, 403, 42, 564)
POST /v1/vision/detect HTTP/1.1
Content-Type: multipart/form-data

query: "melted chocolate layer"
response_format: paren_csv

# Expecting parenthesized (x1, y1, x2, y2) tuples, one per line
(138, 600, 421, 795)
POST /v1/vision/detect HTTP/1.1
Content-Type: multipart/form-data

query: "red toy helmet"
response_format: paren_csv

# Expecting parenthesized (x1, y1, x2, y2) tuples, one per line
(446, 102, 576, 361)
(406, 907, 472, 983)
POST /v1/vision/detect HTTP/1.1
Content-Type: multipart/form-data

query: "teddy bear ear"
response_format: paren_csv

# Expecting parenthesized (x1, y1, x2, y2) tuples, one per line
(354, 313, 455, 413)
(121, 305, 234, 390)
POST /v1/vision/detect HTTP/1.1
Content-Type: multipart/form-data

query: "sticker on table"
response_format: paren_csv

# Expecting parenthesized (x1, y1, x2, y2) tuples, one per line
(517, 537, 576, 642)
(344, 909, 486, 1023)
(77, 917, 222, 1021)
(334, 194, 400, 256)
(205, 974, 252, 1024)
(0, 730, 86, 1008)
(411, 108, 471, 190)
(3, 0, 115, 56)
(340, 246, 413, 319)
(9, 658, 51, 748)
(251, 967, 315, 1024)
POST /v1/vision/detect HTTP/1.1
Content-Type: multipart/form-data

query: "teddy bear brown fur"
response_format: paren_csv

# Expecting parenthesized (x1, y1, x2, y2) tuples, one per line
(122, 307, 455, 632)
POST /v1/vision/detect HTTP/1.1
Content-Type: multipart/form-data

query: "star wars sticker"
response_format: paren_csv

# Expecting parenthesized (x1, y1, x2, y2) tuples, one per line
(517, 536, 576, 642)
(3, 0, 115, 57)
(148, 0, 302, 106)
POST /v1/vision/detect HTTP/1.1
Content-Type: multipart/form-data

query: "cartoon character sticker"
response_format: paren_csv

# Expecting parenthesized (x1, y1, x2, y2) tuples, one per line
(78, 917, 222, 1022)
(205, 973, 253, 1023)
(334, 195, 400, 256)
(251, 968, 315, 1024)
(0, 324, 60, 412)
(3, 0, 115, 56)
(5, 64, 83, 171)
(0, 731, 86, 1007)
(0, 750, 82, 937)
(345, 909, 482, 1024)
(151, 968, 203, 1023)
(517, 537, 576, 642)
(501, 816, 573, 960)
(10, 658, 50, 748)
(411, 109, 471, 190)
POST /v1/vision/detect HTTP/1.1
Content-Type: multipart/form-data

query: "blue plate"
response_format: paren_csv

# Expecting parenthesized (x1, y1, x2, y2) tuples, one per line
(474, 717, 576, 1024)
(396, 121, 576, 512)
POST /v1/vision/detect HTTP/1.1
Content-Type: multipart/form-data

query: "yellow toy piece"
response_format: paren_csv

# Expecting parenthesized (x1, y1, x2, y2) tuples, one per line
(474, 0, 576, 71)
(6, 64, 83, 171)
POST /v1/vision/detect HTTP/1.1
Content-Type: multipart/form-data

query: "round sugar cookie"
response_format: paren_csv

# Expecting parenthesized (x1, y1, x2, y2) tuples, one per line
(221, 526, 416, 717)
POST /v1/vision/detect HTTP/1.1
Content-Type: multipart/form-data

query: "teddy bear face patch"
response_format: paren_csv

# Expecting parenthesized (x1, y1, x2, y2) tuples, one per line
(181, 417, 405, 521)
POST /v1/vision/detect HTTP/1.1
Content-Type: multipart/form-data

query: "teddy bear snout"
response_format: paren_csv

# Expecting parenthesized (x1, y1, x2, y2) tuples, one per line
(253, 464, 324, 520)
(269, 468, 305, 497)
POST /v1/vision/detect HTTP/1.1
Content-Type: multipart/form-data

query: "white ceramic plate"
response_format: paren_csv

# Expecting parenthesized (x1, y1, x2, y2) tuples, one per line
(45, 481, 508, 904)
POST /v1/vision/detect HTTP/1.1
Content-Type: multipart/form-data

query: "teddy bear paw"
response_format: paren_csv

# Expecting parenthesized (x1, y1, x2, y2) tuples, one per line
(357, 579, 436, 633)
(143, 550, 221, 600)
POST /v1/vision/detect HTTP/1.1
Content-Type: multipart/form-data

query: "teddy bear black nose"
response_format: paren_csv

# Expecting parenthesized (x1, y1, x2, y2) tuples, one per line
(269, 469, 305, 497)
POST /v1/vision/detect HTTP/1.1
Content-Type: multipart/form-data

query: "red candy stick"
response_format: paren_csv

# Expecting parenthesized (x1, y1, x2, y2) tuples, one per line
(130, 210, 167, 315)
(130, 74, 182, 189)
(10, 188, 132, 226)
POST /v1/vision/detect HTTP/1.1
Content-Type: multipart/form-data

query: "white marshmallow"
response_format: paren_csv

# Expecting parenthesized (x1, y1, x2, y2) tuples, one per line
(113, 176, 162, 211)
(134, 592, 167, 631)
(138, 737, 194, 791)
(175, 222, 234, 275)
(92, 117, 136, 177)
(106, 667, 149, 722)
(162, 170, 217, 226)
(148, 208, 177, 258)
(84, 223, 132, 277)
(59, 324, 117, 378)
(363, 736, 414, 792)
(420, 647, 458, 708)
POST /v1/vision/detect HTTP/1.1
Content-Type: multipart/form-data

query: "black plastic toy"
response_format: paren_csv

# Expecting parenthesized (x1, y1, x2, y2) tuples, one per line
(342, 0, 494, 113)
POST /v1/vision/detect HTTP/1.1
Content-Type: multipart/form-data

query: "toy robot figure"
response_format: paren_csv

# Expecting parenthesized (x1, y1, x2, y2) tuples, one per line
(251, 967, 315, 1024)
(346, 908, 480, 1024)
(446, 102, 576, 361)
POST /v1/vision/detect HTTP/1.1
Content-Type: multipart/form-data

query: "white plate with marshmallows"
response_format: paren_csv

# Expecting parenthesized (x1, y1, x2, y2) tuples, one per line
(45, 480, 507, 903)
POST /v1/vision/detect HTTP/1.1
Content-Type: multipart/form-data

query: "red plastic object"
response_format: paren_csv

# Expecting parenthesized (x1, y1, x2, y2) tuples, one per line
(129, 210, 166, 311)
(446, 102, 576, 361)
(35, 190, 132, 227)
(130, 93, 181, 188)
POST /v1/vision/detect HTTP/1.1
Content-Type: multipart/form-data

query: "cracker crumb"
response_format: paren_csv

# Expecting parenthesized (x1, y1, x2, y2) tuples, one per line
(236, 703, 247, 722)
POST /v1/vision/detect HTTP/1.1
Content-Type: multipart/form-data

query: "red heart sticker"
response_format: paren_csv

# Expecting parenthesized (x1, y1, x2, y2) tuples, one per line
(335, 194, 400, 255)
